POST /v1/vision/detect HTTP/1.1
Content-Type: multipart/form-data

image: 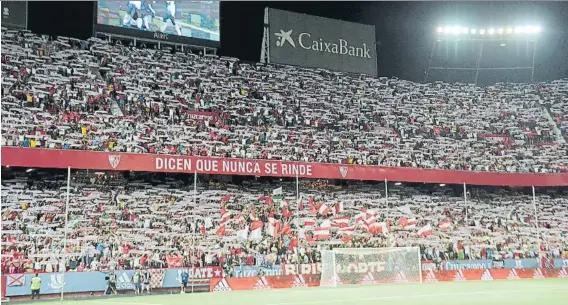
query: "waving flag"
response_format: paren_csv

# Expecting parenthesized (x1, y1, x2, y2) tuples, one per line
(334, 216, 350, 228)
(337, 226, 355, 235)
(309, 196, 317, 215)
(304, 219, 316, 227)
(370, 222, 388, 234)
(418, 224, 433, 237)
(216, 225, 226, 237)
(400, 217, 417, 230)
(318, 203, 331, 216)
(334, 201, 344, 215)
(297, 196, 304, 210)
(250, 221, 263, 240)
(439, 220, 451, 231)
(272, 187, 283, 195)
(314, 227, 330, 240)
(221, 194, 231, 203)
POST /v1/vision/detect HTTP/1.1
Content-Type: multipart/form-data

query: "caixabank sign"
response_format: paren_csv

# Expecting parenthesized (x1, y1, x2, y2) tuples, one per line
(267, 8, 377, 76)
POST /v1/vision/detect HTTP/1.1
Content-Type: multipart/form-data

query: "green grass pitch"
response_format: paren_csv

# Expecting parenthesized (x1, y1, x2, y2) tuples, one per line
(15, 279, 568, 305)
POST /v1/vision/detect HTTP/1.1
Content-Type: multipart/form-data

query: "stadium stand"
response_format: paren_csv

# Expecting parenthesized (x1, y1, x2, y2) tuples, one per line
(2, 169, 567, 274)
(1, 29, 567, 276)
(2, 29, 568, 173)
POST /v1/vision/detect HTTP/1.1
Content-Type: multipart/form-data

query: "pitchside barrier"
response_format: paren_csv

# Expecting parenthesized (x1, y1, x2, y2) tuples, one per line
(3, 265, 567, 298)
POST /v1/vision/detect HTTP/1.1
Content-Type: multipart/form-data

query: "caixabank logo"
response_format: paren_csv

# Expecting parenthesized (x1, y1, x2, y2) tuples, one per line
(274, 29, 372, 59)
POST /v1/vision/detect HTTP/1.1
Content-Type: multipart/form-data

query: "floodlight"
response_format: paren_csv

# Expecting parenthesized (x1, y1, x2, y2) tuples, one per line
(488, 28, 495, 35)
(436, 27, 443, 33)
(514, 26, 522, 34)
(534, 26, 541, 33)
(523, 26, 532, 33)
(451, 26, 461, 35)
(497, 28, 504, 35)
(479, 29, 486, 35)
(443, 26, 452, 34)
(470, 29, 477, 35)
(506, 28, 513, 34)
(395, 182, 402, 186)
(461, 27, 469, 34)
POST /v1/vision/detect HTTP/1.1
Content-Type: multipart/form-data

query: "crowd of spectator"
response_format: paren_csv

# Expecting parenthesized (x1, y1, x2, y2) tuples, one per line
(2, 169, 567, 275)
(1, 29, 568, 276)
(2, 29, 568, 173)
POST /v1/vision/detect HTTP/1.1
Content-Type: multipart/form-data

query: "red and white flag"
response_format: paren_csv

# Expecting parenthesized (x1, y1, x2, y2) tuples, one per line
(370, 222, 388, 234)
(337, 226, 355, 235)
(418, 224, 433, 237)
(249, 211, 258, 221)
(304, 219, 316, 227)
(216, 225, 226, 236)
(334, 201, 344, 215)
(314, 227, 330, 240)
(221, 194, 231, 203)
(400, 217, 417, 230)
(364, 215, 377, 226)
(355, 212, 366, 223)
(220, 209, 231, 224)
(439, 220, 451, 231)
(268, 221, 281, 236)
(249, 221, 263, 240)
(319, 203, 331, 216)
(309, 196, 317, 215)
(333, 216, 350, 228)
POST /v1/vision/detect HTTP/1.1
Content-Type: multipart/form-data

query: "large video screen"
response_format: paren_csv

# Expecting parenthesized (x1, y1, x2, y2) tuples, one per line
(96, 1, 220, 42)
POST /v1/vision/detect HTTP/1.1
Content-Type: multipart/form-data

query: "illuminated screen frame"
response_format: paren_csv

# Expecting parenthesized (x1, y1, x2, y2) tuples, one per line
(93, 1, 220, 48)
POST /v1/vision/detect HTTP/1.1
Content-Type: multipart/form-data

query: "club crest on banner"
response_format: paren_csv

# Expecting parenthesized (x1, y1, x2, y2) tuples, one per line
(339, 166, 348, 178)
(108, 155, 121, 169)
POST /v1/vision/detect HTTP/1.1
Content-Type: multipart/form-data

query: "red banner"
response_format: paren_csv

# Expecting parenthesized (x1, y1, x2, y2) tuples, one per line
(210, 274, 320, 292)
(166, 256, 184, 268)
(2, 147, 567, 186)
(1, 275, 6, 300)
(211, 268, 565, 292)
(422, 268, 565, 282)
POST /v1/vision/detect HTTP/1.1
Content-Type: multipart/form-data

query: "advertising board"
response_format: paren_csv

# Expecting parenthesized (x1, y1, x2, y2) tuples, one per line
(267, 8, 377, 76)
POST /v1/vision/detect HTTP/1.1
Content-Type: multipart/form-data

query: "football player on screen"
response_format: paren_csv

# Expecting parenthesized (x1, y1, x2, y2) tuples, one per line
(141, 0, 157, 30)
(122, 1, 143, 29)
(160, 1, 182, 36)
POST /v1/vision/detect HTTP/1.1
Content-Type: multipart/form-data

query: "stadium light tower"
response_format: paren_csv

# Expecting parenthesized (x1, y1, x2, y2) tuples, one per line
(425, 24, 541, 85)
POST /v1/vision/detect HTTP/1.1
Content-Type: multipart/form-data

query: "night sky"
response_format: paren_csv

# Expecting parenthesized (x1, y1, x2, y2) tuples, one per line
(27, 1, 568, 83)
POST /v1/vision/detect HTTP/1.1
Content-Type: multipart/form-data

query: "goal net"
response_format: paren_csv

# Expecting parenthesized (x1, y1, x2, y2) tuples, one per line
(320, 247, 422, 286)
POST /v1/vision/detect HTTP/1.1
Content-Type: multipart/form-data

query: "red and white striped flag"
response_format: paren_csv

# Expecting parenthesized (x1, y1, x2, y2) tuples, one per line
(418, 224, 433, 237)
(337, 226, 355, 235)
(318, 203, 331, 216)
(333, 216, 350, 228)
(355, 211, 366, 223)
(314, 227, 330, 240)
(304, 218, 316, 227)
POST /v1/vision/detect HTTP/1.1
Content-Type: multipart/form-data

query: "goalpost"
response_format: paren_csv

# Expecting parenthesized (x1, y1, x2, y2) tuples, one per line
(320, 247, 422, 287)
